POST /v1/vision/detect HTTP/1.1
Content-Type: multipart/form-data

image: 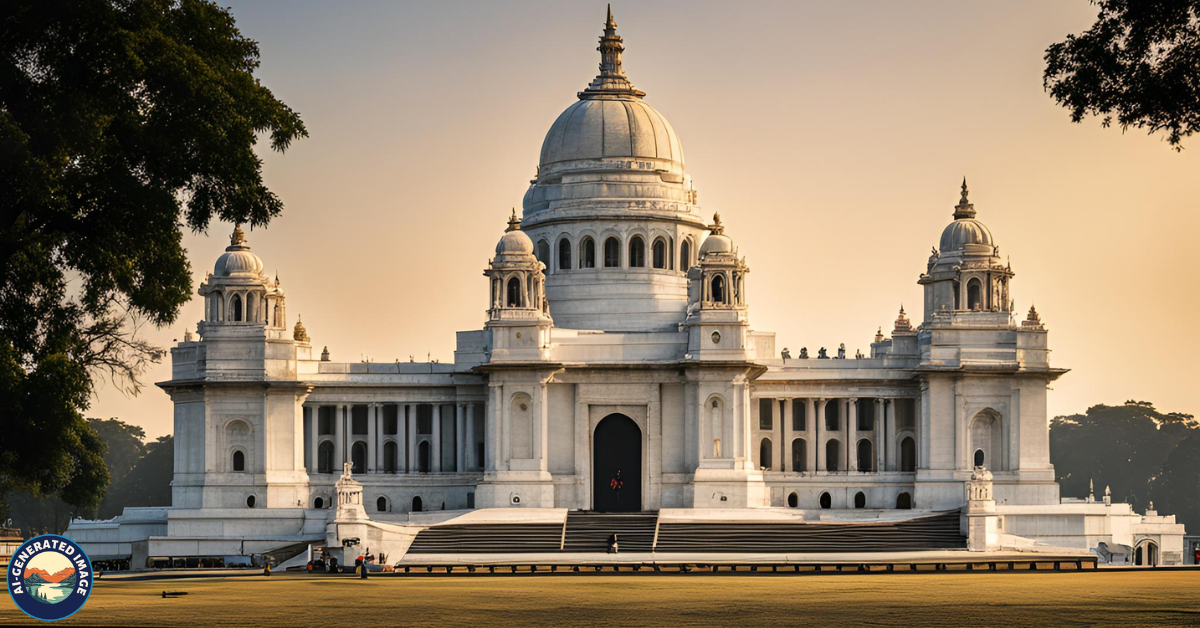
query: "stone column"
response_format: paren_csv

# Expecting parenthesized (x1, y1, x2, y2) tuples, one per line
(815, 398, 825, 472)
(334, 404, 346, 472)
(396, 404, 407, 473)
(487, 383, 502, 471)
(366, 404, 376, 474)
(455, 402, 466, 474)
(847, 398, 858, 471)
(465, 402, 476, 470)
(885, 399, 897, 472)
(875, 399, 885, 473)
(307, 406, 318, 474)
(806, 398, 817, 473)
(405, 404, 416, 474)
(432, 403, 443, 473)
(781, 398, 793, 472)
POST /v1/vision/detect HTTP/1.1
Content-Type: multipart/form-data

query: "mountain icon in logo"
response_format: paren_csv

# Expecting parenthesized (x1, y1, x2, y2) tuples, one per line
(23, 567, 76, 583)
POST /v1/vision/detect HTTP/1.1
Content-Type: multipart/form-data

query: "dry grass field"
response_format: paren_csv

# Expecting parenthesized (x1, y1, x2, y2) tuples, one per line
(3, 569, 1198, 627)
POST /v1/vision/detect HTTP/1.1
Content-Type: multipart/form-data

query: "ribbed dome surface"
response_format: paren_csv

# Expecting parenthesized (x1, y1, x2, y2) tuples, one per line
(496, 229, 535, 256)
(214, 248, 265, 277)
(939, 218, 993, 252)
(539, 98, 683, 167)
(699, 233, 733, 257)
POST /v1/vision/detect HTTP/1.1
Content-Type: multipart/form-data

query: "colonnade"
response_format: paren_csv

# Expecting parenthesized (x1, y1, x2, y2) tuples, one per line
(758, 397, 918, 474)
(304, 402, 483, 476)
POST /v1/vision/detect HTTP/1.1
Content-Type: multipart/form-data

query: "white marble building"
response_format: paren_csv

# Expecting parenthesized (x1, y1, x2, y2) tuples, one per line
(66, 10, 1185, 567)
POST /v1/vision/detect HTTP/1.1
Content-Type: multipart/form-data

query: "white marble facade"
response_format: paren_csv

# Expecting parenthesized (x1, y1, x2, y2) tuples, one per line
(66, 9, 1185, 565)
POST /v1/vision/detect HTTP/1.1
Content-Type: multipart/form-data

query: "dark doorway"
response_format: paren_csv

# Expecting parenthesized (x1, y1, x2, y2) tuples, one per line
(592, 414, 642, 512)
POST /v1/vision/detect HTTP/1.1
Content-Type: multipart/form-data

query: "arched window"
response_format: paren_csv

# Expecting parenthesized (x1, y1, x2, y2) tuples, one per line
(710, 398, 723, 457)
(857, 439, 873, 473)
(580, 238, 596, 268)
(826, 439, 841, 472)
(787, 492, 798, 508)
(384, 441, 398, 473)
(418, 441, 431, 473)
(896, 492, 913, 509)
(711, 274, 726, 303)
(412, 495, 423, 512)
(680, 240, 691, 270)
(603, 237, 620, 267)
(974, 449, 985, 467)
(652, 238, 667, 269)
(232, 450, 245, 472)
(970, 409, 1002, 470)
(900, 437, 916, 472)
(536, 239, 550, 270)
(246, 495, 256, 508)
(351, 442, 367, 474)
(759, 438, 773, 470)
(953, 279, 961, 310)
(318, 441, 334, 474)
(231, 294, 243, 322)
(792, 438, 807, 472)
(314, 497, 324, 509)
(967, 278, 983, 310)
(376, 496, 388, 512)
(558, 238, 572, 271)
(506, 277, 522, 307)
(854, 491, 866, 509)
(629, 236, 646, 267)
(819, 492, 832, 509)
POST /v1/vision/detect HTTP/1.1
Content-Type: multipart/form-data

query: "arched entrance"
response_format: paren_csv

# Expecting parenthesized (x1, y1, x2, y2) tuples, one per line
(1134, 540, 1159, 566)
(592, 414, 642, 512)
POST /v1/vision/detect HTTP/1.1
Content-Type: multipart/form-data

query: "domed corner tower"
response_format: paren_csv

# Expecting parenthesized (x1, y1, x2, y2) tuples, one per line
(520, 7, 709, 332)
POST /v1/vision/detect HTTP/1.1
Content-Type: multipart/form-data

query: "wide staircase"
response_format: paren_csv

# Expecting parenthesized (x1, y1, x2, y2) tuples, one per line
(654, 511, 965, 553)
(405, 523, 564, 554)
(562, 512, 658, 553)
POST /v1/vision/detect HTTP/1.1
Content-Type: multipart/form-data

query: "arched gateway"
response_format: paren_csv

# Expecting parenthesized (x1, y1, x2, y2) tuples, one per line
(592, 414, 642, 512)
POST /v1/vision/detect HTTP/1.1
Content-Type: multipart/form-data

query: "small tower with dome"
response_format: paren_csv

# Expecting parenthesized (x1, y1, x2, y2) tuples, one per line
(482, 211, 553, 362)
(685, 213, 752, 361)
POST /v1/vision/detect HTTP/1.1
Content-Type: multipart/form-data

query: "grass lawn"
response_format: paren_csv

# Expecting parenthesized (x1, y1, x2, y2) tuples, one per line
(3, 570, 1198, 627)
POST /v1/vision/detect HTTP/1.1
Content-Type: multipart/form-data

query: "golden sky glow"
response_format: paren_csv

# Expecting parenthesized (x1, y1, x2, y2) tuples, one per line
(91, 1, 1200, 437)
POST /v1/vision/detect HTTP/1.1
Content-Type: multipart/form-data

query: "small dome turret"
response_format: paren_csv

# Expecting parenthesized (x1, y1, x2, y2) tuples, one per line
(495, 210, 535, 257)
(937, 179, 995, 254)
(699, 213, 734, 258)
(214, 224, 266, 277)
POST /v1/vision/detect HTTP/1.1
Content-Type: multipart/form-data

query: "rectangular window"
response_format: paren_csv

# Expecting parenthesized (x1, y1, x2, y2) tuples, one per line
(318, 406, 336, 435)
(792, 399, 806, 431)
(758, 398, 773, 430)
(383, 405, 399, 435)
(351, 405, 368, 435)
(857, 399, 875, 432)
(417, 404, 433, 435)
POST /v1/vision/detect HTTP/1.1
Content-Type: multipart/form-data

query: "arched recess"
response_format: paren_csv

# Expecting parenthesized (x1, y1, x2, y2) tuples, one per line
(509, 393, 534, 460)
(225, 420, 251, 472)
(787, 492, 798, 508)
(969, 409, 1003, 470)
(967, 278, 983, 310)
(580, 237, 596, 268)
(558, 237, 572, 271)
(857, 439, 873, 473)
(314, 496, 324, 509)
(792, 438, 807, 472)
(1134, 540, 1159, 566)
(680, 239, 692, 270)
(383, 441, 398, 473)
(536, 239, 551, 270)
(230, 294, 243, 322)
(592, 414, 642, 512)
(418, 441, 431, 473)
(758, 438, 773, 470)
(899, 436, 917, 472)
(376, 496, 388, 512)
(351, 441, 367, 474)
(629, 236, 646, 267)
(707, 396, 726, 458)
(318, 441, 334, 474)
(854, 491, 866, 509)
(411, 495, 423, 512)
(231, 449, 246, 472)
(819, 492, 832, 509)
(710, 274, 726, 303)
(651, 238, 667, 269)
(825, 439, 841, 472)
(896, 492, 913, 509)
(506, 276, 522, 307)
(603, 237, 621, 267)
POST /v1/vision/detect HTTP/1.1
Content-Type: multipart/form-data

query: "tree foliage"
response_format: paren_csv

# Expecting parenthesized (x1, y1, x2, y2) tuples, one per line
(1045, 0, 1200, 149)
(0, 0, 305, 519)
(1050, 402, 1198, 530)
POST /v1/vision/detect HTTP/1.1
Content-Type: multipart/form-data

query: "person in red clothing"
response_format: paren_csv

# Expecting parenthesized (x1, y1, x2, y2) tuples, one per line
(610, 470, 624, 509)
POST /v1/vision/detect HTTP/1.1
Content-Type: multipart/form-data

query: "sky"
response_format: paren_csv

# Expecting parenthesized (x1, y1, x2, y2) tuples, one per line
(90, 0, 1200, 438)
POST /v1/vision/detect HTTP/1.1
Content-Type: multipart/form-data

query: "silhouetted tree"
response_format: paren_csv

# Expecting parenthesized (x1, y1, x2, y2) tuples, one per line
(0, 0, 306, 519)
(1045, 0, 1200, 150)
(1150, 429, 1200, 533)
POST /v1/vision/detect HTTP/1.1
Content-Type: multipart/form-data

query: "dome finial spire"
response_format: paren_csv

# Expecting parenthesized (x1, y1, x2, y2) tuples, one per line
(579, 6, 645, 99)
(230, 223, 247, 247)
(506, 208, 521, 232)
(953, 177, 976, 219)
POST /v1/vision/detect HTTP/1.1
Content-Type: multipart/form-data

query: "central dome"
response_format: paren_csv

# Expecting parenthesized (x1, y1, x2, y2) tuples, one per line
(539, 98, 683, 167)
